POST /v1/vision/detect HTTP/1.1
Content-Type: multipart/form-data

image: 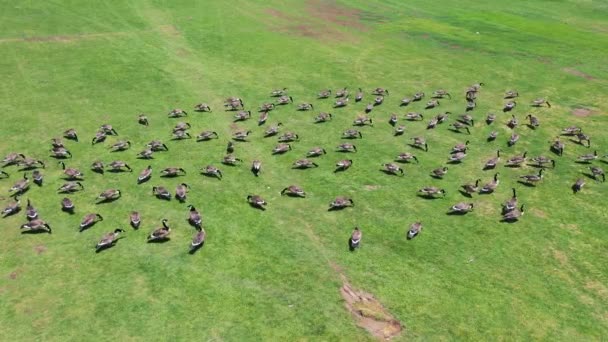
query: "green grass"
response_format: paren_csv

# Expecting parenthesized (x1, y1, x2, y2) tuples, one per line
(1, 0, 607, 340)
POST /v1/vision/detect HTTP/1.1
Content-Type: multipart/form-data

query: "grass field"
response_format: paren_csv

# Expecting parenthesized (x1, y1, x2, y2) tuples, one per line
(1, 0, 607, 340)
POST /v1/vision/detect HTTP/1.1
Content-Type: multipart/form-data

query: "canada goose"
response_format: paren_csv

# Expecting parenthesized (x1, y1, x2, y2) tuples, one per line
(57, 181, 84, 193)
(317, 89, 332, 99)
(329, 197, 354, 210)
(152, 186, 171, 200)
(407, 222, 423, 239)
(410, 137, 428, 151)
(281, 185, 306, 197)
(349, 227, 362, 250)
(448, 151, 467, 163)
(395, 153, 418, 163)
(576, 132, 591, 148)
(405, 112, 424, 121)
(247, 195, 267, 210)
(465, 100, 476, 112)
(342, 129, 362, 139)
(97, 189, 121, 203)
(449, 122, 471, 134)
(436, 112, 451, 123)
(508, 133, 520, 147)
(400, 97, 412, 106)
(251, 160, 262, 177)
(89, 161, 104, 174)
(272, 143, 291, 155)
(334, 96, 349, 108)
(506, 115, 518, 129)
(258, 111, 270, 126)
(336, 143, 357, 153)
(107, 161, 132, 172)
(551, 137, 565, 156)
(49, 147, 72, 159)
(484, 150, 501, 169)
(382, 163, 404, 176)
(262, 123, 282, 137)
(572, 178, 585, 193)
(502, 205, 525, 222)
(353, 115, 373, 126)
(371, 88, 389, 96)
(147, 219, 170, 242)
(532, 98, 551, 108)
(388, 114, 398, 127)
(504, 90, 519, 99)
(175, 183, 189, 202)
(130, 211, 141, 229)
(452, 141, 470, 153)
(224, 98, 244, 110)
(530, 156, 556, 168)
(168, 109, 188, 118)
(335, 88, 348, 98)
(589, 166, 605, 182)
(278, 132, 299, 142)
(0, 170, 8, 179)
(427, 117, 439, 130)
(479, 173, 500, 193)
(80, 213, 103, 231)
(505, 152, 528, 167)
(51, 138, 64, 148)
(222, 155, 242, 166)
(234, 111, 251, 121)
(138, 114, 149, 126)
(271, 88, 288, 97)
(307, 147, 327, 157)
(292, 159, 319, 169)
(259, 103, 275, 112)
(487, 131, 498, 141)
(109, 140, 131, 152)
(194, 103, 212, 112)
(9, 173, 30, 194)
(160, 167, 186, 177)
(233, 130, 252, 141)
(187, 205, 202, 228)
(355, 88, 363, 102)
(335, 159, 353, 172)
(2, 197, 20, 217)
(61, 197, 74, 213)
(314, 113, 332, 123)
(394, 125, 406, 136)
(467, 91, 477, 102)
(196, 131, 218, 141)
(147, 140, 169, 151)
(201, 165, 222, 180)
(577, 150, 598, 163)
(226, 141, 235, 154)
(2, 152, 25, 166)
(430, 166, 449, 179)
(486, 113, 496, 125)
(561, 126, 581, 136)
(58, 161, 83, 180)
(190, 227, 206, 252)
(503, 101, 516, 112)
(526, 114, 540, 129)
(99, 124, 118, 136)
(461, 179, 481, 196)
(417, 187, 446, 198)
(373, 96, 384, 106)
(276, 96, 293, 105)
(432, 89, 451, 99)
(91, 131, 106, 145)
(18, 157, 45, 170)
(63, 128, 78, 141)
(173, 122, 191, 132)
(172, 130, 191, 140)
(297, 103, 314, 111)
(412, 92, 424, 101)
(519, 169, 544, 185)
(503, 188, 518, 213)
(95, 228, 125, 251)
(457, 114, 474, 126)
(21, 219, 52, 234)
(449, 202, 474, 214)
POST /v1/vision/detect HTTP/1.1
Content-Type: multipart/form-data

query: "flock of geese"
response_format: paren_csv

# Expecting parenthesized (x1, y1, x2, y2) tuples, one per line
(1, 83, 606, 252)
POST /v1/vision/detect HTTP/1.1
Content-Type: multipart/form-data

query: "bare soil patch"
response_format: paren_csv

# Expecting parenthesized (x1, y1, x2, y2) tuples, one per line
(572, 107, 594, 117)
(530, 208, 547, 218)
(34, 244, 47, 255)
(552, 249, 568, 266)
(364, 185, 380, 191)
(305, 0, 367, 30)
(8, 271, 18, 280)
(586, 281, 608, 300)
(563, 67, 594, 80)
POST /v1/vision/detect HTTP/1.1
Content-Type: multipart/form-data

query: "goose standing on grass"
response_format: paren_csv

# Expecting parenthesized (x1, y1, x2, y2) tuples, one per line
(281, 185, 306, 197)
(95, 229, 125, 251)
(484, 150, 501, 169)
(20, 219, 52, 233)
(61, 197, 74, 213)
(247, 195, 267, 210)
(190, 227, 206, 252)
(519, 169, 544, 185)
(589, 166, 605, 182)
(80, 213, 104, 231)
(251, 160, 262, 177)
(130, 211, 141, 229)
(480, 173, 500, 193)
(187, 205, 203, 229)
(349, 227, 362, 250)
(461, 179, 481, 197)
(503, 188, 518, 213)
(407, 222, 423, 239)
(502, 205, 525, 222)
(572, 178, 585, 193)
(148, 219, 170, 242)
(138, 165, 152, 184)
(25, 199, 38, 220)
(2, 197, 20, 217)
(449, 202, 474, 214)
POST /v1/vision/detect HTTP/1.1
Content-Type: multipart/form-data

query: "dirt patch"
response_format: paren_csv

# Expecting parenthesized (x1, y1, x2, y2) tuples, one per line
(552, 249, 568, 266)
(572, 108, 594, 117)
(563, 67, 594, 80)
(305, 0, 367, 30)
(341, 282, 402, 340)
(530, 208, 547, 219)
(158, 25, 181, 37)
(586, 281, 608, 300)
(34, 245, 47, 255)
(8, 271, 18, 280)
(364, 185, 380, 191)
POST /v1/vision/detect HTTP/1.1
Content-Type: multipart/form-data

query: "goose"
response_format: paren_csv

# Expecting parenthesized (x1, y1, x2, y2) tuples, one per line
(373, 96, 384, 106)
(405, 112, 424, 121)
(160, 167, 186, 177)
(99, 124, 118, 135)
(18, 157, 45, 170)
(251, 160, 262, 177)
(194, 103, 212, 112)
(110, 140, 131, 151)
(61, 197, 74, 213)
(329, 197, 354, 210)
(201, 165, 222, 180)
(400, 97, 412, 106)
(371, 88, 389, 96)
(577, 150, 598, 163)
(272, 143, 292, 155)
(20, 219, 52, 234)
(561, 126, 581, 136)
(531, 98, 551, 108)
(589, 166, 605, 182)
(270, 88, 288, 97)
(224, 98, 244, 110)
(58, 161, 83, 180)
(355, 88, 363, 102)
(427, 117, 439, 130)
(175, 183, 189, 202)
(394, 125, 406, 136)
(172, 130, 191, 140)
(281, 185, 306, 197)
(389, 113, 398, 126)
(531, 156, 556, 169)
(91, 131, 107, 145)
(484, 150, 501, 169)
(506, 115, 518, 129)
(278, 132, 299, 142)
(449, 202, 474, 214)
(486, 113, 496, 125)
(503, 101, 516, 112)
(49, 147, 72, 159)
(457, 114, 474, 126)
(138, 114, 149, 126)
(222, 155, 242, 166)
(97, 189, 121, 202)
(526, 114, 540, 129)
(63, 128, 78, 141)
(465, 100, 476, 112)
(297, 103, 314, 111)
(417, 187, 446, 198)
(503, 188, 518, 213)
(349, 227, 362, 250)
(258, 111, 269, 125)
(173, 122, 191, 132)
(292, 159, 319, 169)
(247, 195, 267, 210)
(449, 122, 471, 134)
(147, 140, 169, 151)
(342, 129, 362, 139)
(317, 89, 332, 99)
(334, 96, 349, 108)
(480, 173, 500, 193)
(576, 132, 591, 148)
(148, 219, 170, 242)
(502, 205, 525, 222)
(508, 133, 520, 147)
(138, 165, 152, 184)
(353, 115, 373, 126)
(336, 143, 357, 152)
(395, 153, 418, 163)
(152, 186, 171, 200)
(226, 141, 235, 153)
(57, 181, 84, 193)
(107, 161, 132, 172)
(190, 227, 206, 252)
(233, 111, 251, 121)
(259, 103, 275, 112)
(335, 159, 353, 172)
(505, 152, 528, 167)
(412, 92, 424, 101)
(307, 147, 327, 157)
(264, 123, 282, 137)
(95, 228, 125, 251)
(487, 131, 498, 141)
(314, 113, 332, 123)
(382, 163, 404, 176)
(51, 138, 64, 149)
(2, 152, 25, 166)
(432, 89, 451, 99)
(168, 109, 188, 117)
(187, 205, 203, 228)
(130, 211, 141, 229)
(572, 178, 585, 193)
(448, 151, 467, 163)
(551, 137, 565, 156)
(80, 213, 103, 231)
(9, 173, 30, 194)
(461, 179, 481, 196)
(2, 197, 20, 217)
(276, 96, 293, 105)
(232, 130, 252, 141)
(504, 90, 519, 99)
(452, 141, 469, 153)
(410, 137, 428, 151)
(407, 222, 422, 239)
(430, 167, 448, 178)
(519, 169, 544, 185)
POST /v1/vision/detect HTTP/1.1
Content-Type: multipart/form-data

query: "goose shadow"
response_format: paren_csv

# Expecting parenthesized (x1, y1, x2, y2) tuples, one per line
(516, 181, 537, 187)
(248, 203, 266, 211)
(458, 190, 473, 198)
(446, 211, 469, 216)
(380, 169, 403, 176)
(568, 139, 590, 148)
(416, 194, 443, 200)
(21, 229, 51, 234)
(2, 208, 21, 218)
(154, 195, 171, 201)
(189, 242, 205, 255)
(106, 169, 131, 173)
(147, 238, 170, 244)
(96, 197, 121, 204)
(348, 237, 359, 252)
(200, 173, 222, 180)
(61, 207, 75, 215)
(582, 172, 599, 181)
